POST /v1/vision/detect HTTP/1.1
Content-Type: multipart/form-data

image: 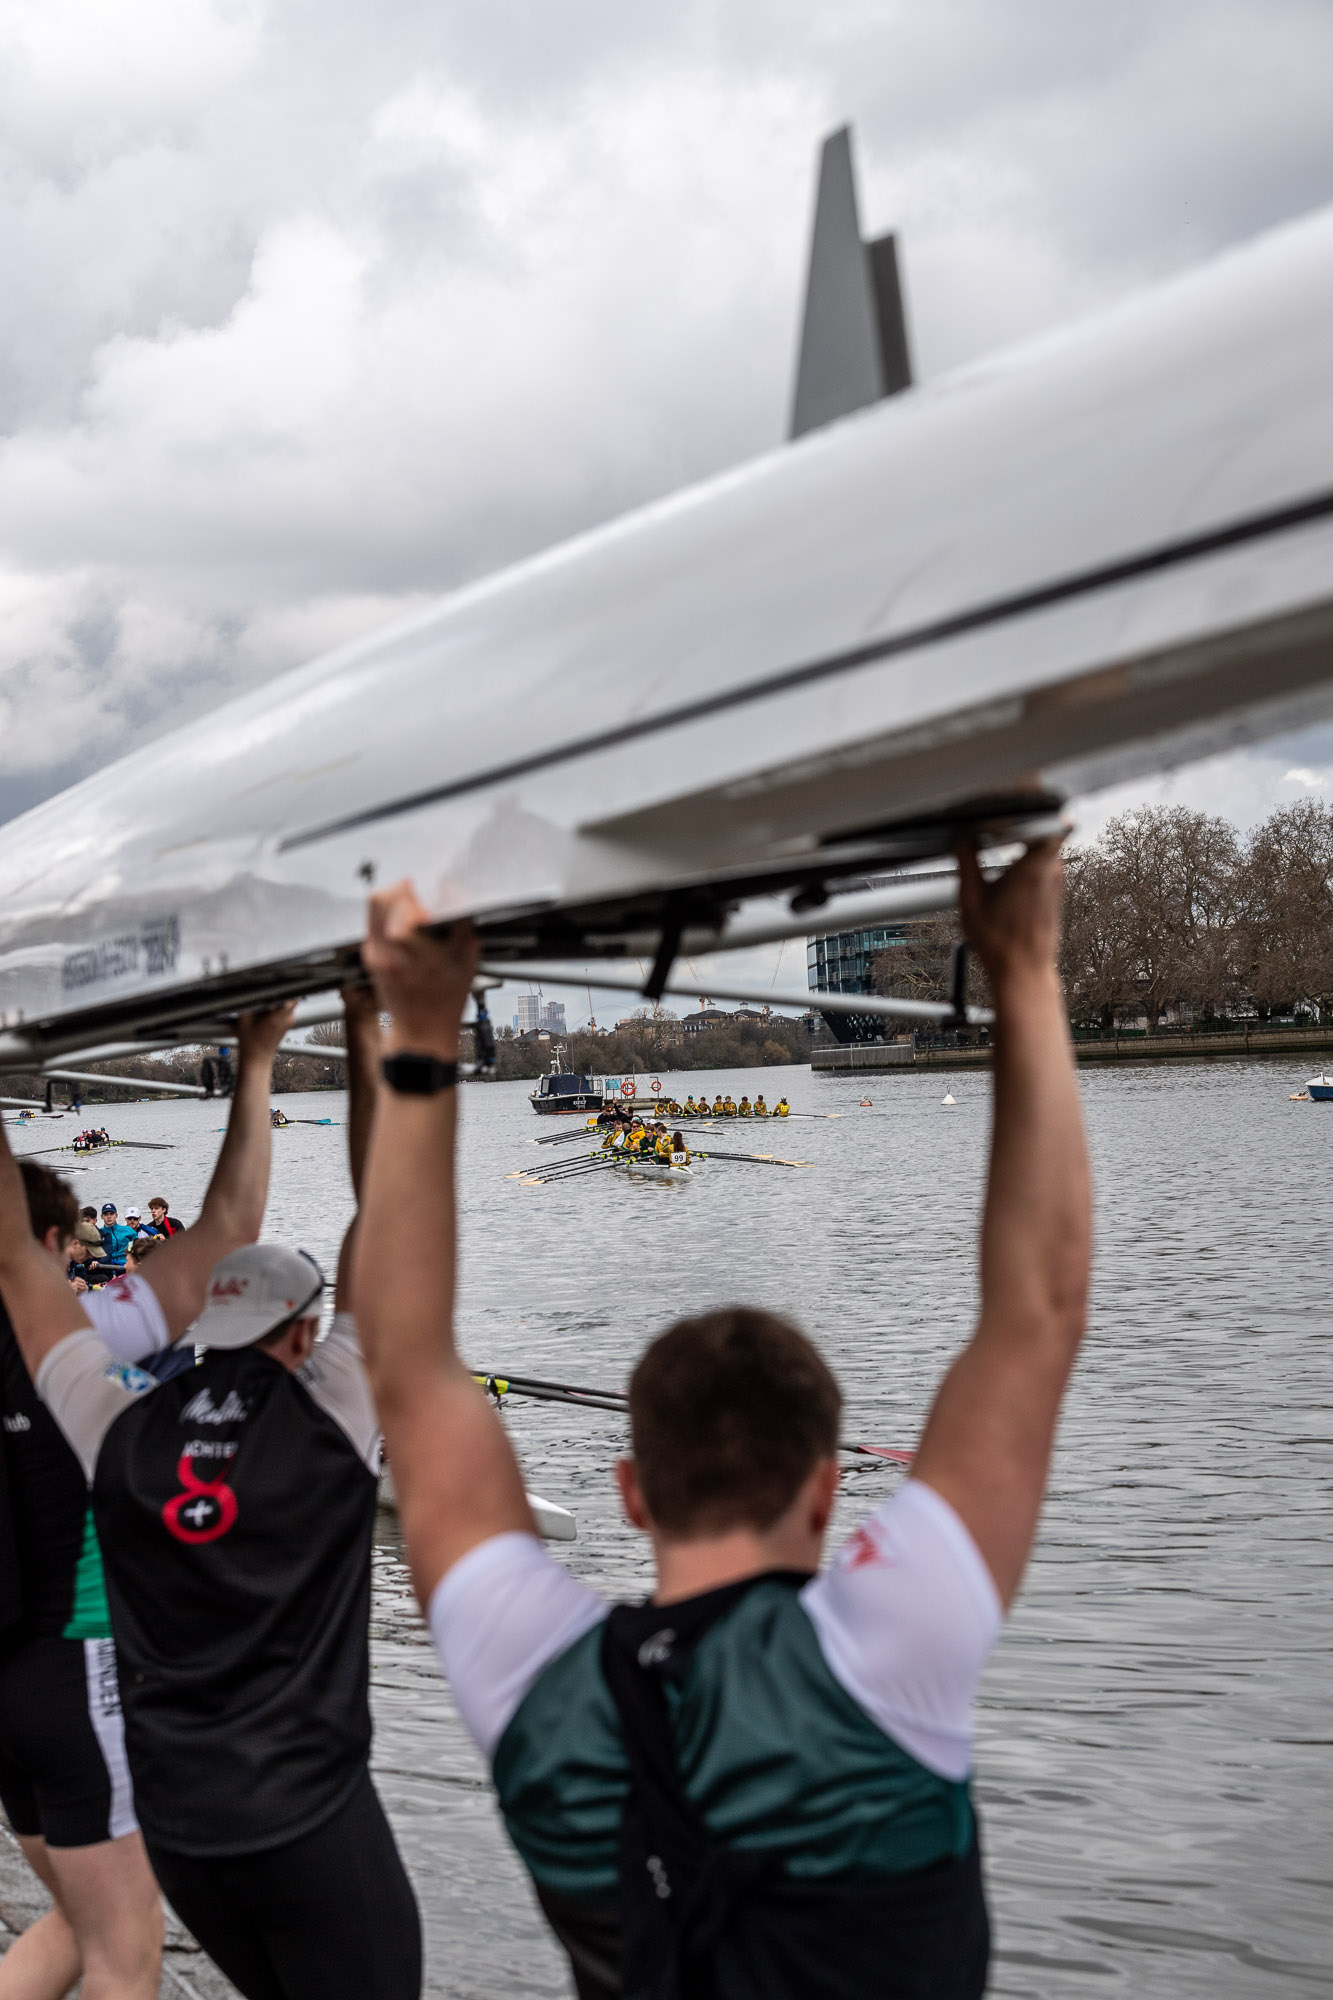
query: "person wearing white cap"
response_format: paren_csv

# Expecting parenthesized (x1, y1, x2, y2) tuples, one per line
(1, 990, 419, 2000)
(0, 1004, 295, 2000)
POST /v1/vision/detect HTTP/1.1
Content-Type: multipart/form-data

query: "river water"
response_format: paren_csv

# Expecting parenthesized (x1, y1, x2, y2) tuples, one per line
(22, 1058, 1332, 1998)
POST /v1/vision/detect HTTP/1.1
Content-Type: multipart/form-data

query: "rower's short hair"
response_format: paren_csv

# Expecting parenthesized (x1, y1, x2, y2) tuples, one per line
(19, 1162, 79, 1245)
(628, 1307, 841, 1537)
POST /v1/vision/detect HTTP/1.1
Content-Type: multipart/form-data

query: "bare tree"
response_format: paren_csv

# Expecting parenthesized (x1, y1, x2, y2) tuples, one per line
(871, 913, 989, 1013)
(305, 1021, 349, 1047)
(1238, 799, 1333, 1019)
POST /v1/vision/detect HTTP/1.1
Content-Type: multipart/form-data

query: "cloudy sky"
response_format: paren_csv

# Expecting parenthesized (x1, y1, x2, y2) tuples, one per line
(3, 0, 1333, 1025)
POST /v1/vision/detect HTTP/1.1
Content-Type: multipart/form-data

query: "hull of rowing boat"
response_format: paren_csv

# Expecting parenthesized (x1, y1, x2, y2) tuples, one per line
(614, 1157, 695, 1179)
(2, 203, 1333, 1063)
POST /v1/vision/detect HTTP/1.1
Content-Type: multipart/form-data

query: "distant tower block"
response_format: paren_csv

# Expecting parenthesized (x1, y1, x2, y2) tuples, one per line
(789, 125, 912, 439)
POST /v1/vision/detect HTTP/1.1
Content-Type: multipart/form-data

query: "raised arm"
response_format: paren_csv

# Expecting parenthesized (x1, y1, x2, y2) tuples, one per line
(137, 1004, 295, 1338)
(911, 838, 1092, 1607)
(334, 986, 381, 1311)
(354, 885, 534, 1605)
(0, 1125, 91, 1376)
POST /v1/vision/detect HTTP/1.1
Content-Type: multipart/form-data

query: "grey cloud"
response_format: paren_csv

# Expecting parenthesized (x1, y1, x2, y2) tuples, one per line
(1, 0, 1331, 825)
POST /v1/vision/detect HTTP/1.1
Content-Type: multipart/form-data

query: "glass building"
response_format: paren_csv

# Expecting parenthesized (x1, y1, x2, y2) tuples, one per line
(805, 871, 951, 1044)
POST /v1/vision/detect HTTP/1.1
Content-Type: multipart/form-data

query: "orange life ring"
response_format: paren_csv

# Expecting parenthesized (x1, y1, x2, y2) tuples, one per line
(650, 1078, 661, 1094)
(620, 1078, 635, 1098)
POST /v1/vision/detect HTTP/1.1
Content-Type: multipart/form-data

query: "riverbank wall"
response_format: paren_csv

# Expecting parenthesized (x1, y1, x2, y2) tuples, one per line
(811, 1024, 1333, 1075)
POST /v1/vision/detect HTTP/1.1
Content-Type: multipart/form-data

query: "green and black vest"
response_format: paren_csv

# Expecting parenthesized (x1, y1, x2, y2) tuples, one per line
(494, 1571, 988, 2000)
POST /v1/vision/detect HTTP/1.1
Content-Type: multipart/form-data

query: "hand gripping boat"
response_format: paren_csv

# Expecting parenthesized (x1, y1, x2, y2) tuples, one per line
(1, 128, 1332, 1080)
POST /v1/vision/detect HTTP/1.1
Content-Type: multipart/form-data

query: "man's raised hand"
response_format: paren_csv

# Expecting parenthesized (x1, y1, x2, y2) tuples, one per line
(235, 1001, 298, 1063)
(362, 882, 479, 1060)
(956, 835, 1066, 992)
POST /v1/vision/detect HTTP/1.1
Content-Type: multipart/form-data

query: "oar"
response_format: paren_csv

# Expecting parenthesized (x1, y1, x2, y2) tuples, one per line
(532, 1119, 722, 1149)
(508, 1155, 623, 1186)
(509, 1148, 603, 1176)
(474, 1372, 628, 1414)
(842, 1443, 914, 1465)
(17, 1139, 176, 1159)
(692, 1150, 814, 1169)
(476, 1370, 909, 1461)
(290, 1118, 340, 1126)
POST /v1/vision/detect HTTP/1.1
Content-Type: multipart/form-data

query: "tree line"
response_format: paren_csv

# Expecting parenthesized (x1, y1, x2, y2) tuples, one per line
(873, 800, 1333, 1033)
(485, 1010, 810, 1082)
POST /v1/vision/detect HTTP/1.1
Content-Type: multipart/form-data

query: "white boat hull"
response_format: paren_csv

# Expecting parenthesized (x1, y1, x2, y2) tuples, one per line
(1, 202, 1332, 1061)
(613, 1155, 695, 1179)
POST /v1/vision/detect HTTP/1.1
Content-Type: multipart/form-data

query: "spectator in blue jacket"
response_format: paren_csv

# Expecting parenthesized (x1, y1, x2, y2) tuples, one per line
(97, 1202, 137, 1263)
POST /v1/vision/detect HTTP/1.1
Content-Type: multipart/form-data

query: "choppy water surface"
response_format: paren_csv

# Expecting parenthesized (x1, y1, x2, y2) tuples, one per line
(27, 1059, 1332, 1996)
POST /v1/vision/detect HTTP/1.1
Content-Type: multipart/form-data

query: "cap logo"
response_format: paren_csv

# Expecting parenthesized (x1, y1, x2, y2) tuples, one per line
(209, 1275, 249, 1301)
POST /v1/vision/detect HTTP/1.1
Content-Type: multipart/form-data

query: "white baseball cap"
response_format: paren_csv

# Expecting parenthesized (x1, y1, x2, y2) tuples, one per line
(186, 1244, 325, 1350)
(125, 1205, 142, 1219)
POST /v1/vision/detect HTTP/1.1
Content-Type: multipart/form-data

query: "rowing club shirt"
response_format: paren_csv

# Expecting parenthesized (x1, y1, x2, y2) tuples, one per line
(37, 1312, 380, 1856)
(0, 1275, 169, 1644)
(431, 1481, 1002, 1998)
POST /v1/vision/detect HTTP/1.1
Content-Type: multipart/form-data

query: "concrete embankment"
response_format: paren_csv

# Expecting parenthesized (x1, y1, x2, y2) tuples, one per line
(812, 1024, 1333, 1075)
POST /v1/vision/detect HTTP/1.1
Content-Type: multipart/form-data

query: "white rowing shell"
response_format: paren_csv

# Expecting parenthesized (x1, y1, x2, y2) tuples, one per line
(0, 200, 1331, 1050)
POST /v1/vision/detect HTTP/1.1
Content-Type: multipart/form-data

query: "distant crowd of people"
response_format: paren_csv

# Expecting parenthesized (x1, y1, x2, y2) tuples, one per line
(64, 1198, 184, 1295)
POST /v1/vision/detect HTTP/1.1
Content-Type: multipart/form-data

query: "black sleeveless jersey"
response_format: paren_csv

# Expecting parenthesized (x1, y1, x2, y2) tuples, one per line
(0, 1306, 91, 1640)
(92, 1344, 378, 1856)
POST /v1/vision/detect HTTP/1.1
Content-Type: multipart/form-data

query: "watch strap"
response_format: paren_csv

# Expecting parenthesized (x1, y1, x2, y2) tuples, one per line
(381, 1052, 459, 1095)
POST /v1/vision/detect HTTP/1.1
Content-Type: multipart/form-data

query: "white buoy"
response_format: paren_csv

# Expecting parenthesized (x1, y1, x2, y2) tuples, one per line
(941, 1092, 957, 1106)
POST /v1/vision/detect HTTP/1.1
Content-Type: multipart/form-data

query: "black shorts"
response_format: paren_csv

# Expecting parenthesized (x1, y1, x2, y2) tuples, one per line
(0, 1634, 137, 1848)
(147, 1767, 421, 2000)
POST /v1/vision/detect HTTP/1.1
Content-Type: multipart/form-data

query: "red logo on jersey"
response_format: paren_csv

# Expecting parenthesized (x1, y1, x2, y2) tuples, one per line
(842, 1525, 891, 1571)
(162, 1453, 238, 1545)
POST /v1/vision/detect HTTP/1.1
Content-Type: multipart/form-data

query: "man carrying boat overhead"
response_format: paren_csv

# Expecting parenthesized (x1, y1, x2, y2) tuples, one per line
(353, 838, 1091, 2000)
(0, 1008, 295, 2000)
(0, 994, 421, 2000)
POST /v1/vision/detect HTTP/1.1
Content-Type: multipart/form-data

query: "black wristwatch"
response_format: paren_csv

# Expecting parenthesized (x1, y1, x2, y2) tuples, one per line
(381, 1052, 459, 1095)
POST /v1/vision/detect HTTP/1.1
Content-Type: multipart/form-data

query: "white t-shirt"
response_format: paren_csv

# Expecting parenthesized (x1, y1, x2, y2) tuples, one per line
(430, 1479, 1001, 1781)
(81, 1270, 169, 1365)
(38, 1309, 380, 1480)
